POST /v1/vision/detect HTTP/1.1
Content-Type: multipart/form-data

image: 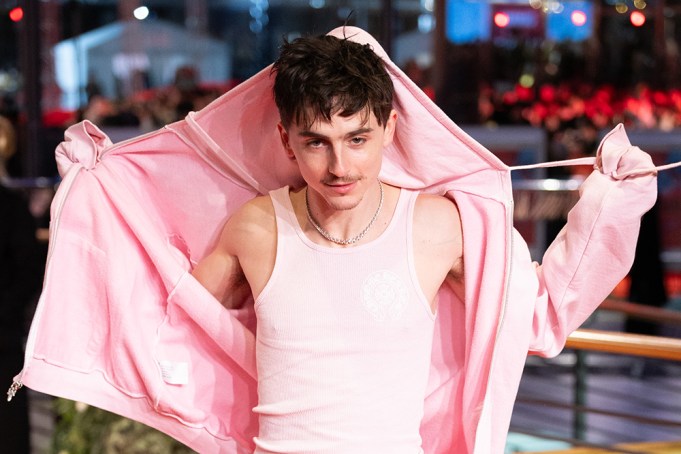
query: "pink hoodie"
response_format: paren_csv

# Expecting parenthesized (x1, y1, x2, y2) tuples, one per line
(11, 27, 661, 453)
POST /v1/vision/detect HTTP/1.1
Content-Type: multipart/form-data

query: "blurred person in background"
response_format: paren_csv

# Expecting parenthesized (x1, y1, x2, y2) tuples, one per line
(0, 115, 42, 453)
(626, 201, 668, 338)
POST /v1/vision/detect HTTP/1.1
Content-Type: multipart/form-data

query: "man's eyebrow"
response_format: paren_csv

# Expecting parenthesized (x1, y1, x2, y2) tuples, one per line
(298, 130, 326, 139)
(346, 127, 374, 137)
(297, 127, 374, 139)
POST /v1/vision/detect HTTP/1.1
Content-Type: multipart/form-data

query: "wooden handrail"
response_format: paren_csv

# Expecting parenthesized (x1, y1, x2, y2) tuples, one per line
(600, 298, 681, 327)
(566, 329, 681, 362)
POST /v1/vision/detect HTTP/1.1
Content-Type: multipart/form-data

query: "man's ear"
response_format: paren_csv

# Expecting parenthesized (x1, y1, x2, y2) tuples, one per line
(277, 123, 296, 160)
(382, 109, 398, 148)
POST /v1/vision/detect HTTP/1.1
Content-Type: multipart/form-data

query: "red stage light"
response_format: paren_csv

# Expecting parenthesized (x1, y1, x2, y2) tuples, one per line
(494, 12, 510, 28)
(9, 6, 23, 22)
(630, 10, 646, 26)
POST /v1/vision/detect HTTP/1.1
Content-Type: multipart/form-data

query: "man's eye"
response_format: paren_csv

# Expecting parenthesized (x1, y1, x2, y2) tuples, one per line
(350, 137, 366, 145)
(307, 140, 323, 148)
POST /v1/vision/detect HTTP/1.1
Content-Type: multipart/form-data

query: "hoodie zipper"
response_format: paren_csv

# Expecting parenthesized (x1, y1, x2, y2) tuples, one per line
(7, 165, 83, 401)
(498, 196, 515, 339)
(473, 176, 515, 452)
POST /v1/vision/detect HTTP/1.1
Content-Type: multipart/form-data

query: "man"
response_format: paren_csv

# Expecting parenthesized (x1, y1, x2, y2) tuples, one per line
(192, 35, 464, 452)
(13, 26, 659, 454)
(190, 32, 657, 452)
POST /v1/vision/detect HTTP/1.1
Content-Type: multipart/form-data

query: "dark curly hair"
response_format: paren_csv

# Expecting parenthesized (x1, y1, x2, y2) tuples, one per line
(272, 33, 394, 130)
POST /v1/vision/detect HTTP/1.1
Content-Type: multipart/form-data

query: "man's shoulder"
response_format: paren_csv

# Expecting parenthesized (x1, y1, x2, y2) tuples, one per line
(233, 193, 275, 220)
(414, 192, 459, 219)
(250, 192, 277, 211)
(223, 193, 276, 244)
(413, 192, 462, 241)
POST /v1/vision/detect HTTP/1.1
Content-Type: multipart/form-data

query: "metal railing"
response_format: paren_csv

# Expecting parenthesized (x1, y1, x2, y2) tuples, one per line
(513, 300, 681, 453)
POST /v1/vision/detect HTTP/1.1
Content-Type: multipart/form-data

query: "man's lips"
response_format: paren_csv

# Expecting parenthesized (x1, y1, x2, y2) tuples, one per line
(324, 181, 357, 194)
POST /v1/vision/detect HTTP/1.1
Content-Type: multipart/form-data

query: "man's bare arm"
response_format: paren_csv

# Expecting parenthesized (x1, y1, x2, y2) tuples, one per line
(191, 195, 277, 309)
(191, 218, 250, 309)
(413, 194, 464, 307)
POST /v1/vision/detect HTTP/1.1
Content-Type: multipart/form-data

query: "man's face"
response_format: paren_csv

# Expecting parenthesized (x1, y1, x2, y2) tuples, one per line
(278, 108, 397, 212)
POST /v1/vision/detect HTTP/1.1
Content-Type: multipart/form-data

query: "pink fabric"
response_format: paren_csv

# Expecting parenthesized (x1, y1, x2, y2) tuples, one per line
(14, 27, 659, 453)
(254, 187, 433, 453)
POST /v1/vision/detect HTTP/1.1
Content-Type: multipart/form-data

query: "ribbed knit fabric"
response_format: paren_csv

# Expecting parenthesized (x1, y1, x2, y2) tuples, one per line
(253, 186, 436, 454)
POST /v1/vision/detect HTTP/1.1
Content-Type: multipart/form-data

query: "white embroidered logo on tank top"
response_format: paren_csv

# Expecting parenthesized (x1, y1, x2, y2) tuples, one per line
(361, 270, 408, 322)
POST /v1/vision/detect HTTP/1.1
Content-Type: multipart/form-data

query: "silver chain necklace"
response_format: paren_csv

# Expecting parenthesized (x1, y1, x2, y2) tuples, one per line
(305, 180, 384, 246)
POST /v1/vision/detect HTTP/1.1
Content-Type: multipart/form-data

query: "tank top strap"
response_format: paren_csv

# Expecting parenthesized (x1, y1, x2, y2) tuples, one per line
(397, 187, 419, 222)
(401, 188, 419, 255)
(389, 187, 419, 243)
(268, 186, 298, 237)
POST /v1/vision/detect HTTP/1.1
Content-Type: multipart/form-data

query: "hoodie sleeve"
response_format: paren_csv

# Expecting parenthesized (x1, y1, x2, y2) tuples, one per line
(528, 124, 658, 356)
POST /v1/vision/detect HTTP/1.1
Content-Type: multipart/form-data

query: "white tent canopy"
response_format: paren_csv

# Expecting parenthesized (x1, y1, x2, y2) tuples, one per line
(54, 19, 231, 109)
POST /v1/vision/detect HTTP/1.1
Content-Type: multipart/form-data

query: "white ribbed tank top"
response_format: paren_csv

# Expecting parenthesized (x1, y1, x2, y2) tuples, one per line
(253, 186, 436, 454)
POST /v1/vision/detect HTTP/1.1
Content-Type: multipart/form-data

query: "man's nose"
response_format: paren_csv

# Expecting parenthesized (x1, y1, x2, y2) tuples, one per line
(328, 147, 348, 176)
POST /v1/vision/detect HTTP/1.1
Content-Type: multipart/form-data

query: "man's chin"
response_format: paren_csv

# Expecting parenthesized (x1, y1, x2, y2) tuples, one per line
(324, 196, 360, 212)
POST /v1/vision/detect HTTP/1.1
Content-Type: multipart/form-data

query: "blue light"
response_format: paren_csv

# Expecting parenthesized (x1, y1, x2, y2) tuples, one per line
(546, 1, 594, 41)
(446, 0, 491, 44)
(447, 0, 594, 43)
